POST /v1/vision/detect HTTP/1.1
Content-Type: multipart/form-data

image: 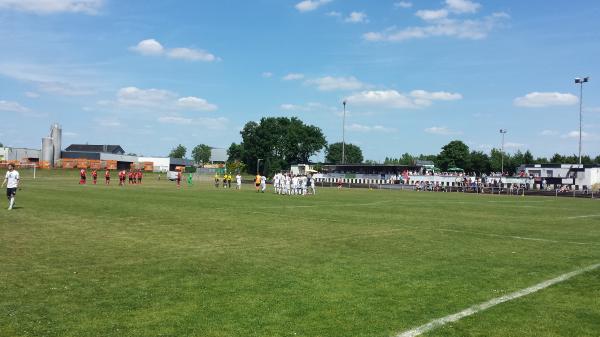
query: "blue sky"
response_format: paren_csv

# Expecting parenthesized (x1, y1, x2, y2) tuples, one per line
(1, 0, 599, 160)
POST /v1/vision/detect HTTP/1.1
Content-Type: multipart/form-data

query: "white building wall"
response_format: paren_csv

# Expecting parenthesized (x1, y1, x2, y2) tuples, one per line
(138, 157, 170, 172)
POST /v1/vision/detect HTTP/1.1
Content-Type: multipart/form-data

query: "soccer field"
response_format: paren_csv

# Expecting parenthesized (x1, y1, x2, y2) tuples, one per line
(1, 171, 600, 337)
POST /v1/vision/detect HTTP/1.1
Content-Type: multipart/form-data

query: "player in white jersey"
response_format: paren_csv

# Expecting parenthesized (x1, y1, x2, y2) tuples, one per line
(235, 174, 242, 190)
(285, 174, 291, 195)
(273, 173, 280, 194)
(2, 164, 20, 210)
(308, 175, 316, 195)
(260, 175, 267, 193)
(301, 176, 307, 195)
(290, 176, 298, 195)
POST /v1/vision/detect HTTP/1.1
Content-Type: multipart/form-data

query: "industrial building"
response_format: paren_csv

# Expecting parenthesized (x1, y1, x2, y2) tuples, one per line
(138, 157, 195, 172)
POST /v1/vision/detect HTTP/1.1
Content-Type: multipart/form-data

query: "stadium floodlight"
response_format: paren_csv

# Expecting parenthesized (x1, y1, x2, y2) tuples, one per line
(342, 101, 347, 165)
(574, 76, 590, 165)
(499, 129, 507, 186)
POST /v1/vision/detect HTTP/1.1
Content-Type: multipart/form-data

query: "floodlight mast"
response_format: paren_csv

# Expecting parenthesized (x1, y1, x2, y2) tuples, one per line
(574, 76, 589, 165)
(499, 129, 507, 186)
(342, 101, 347, 165)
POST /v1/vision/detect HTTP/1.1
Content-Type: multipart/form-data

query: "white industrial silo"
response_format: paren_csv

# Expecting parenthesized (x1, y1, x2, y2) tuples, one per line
(41, 137, 54, 166)
(50, 123, 62, 167)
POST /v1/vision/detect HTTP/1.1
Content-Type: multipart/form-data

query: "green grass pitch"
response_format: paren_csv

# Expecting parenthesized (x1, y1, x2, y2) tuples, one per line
(1, 170, 600, 337)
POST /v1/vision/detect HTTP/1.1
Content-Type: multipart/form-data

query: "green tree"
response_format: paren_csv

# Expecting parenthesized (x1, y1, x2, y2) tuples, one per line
(326, 142, 363, 164)
(469, 151, 490, 175)
(595, 155, 600, 164)
(227, 143, 244, 162)
(550, 153, 565, 163)
(364, 159, 378, 164)
(169, 144, 187, 158)
(523, 150, 534, 164)
(399, 153, 414, 165)
(437, 140, 470, 171)
(231, 117, 327, 175)
(535, 157, 549, 164)
(192, 144, 212, 164)
(489, 148, 504, 172)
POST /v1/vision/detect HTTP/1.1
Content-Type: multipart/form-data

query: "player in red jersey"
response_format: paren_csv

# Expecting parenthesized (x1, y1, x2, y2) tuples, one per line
(79, 168, 87, 184)
(128, 170, 133, 184)
(92, 169, 98, 185)
(177, 169, 182, 188)
(118, 170, 125, 186)
(137, 170, 143, 184)
(105, 169, 110, 185)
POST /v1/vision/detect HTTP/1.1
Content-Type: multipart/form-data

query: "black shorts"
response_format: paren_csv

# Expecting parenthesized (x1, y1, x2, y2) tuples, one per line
(6, 188, 16, 198)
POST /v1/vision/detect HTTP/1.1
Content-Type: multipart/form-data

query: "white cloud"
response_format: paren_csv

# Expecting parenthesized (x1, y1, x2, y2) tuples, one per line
(415, 9, 448, 21)
(345, 11, 368, 23)
(167, 48, 217, 62)
(326, 11, 341, 17)
(262, 72, 273, 78)
(37, 81, 95, 96)
(347, 123, 396, 133)
(345, 89, 462, 109)
(283, 73, 305, 81)
(158, 116, 193, 125)
(280, 104, 306, 111)
(117, 87, 175, 108)
(177, 97, 218, 111)
(130, 39, 164, 56)
(115, 86, 218, 113)
(446, 0, 481, 14)
(424, 126, 463, 135)
(130, 39, 218, 62)
(295, 0, 332, 12)
(306, 76, 365, 91)
(346, 90, 418, 109)
(540, 130, 559, 136)
(394, 1, 412, 8)
(504, 142, 525, 149)
(25, 91, 39, 98)
(410, 90, 462, 101)
(0, 100, 30, 113)
(158, 116, 228, 130)
(0, 0, 103, 15)
(363, 12, 509, 42)
(514, 92, 578, 108)
(561, 131, 591, 139)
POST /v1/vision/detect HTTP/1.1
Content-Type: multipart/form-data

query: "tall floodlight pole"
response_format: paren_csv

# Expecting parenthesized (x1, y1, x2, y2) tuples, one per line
(257, 158, 262, 174)
(342, 101, 347, 165)
(574, 77, 589, 165)
(500, 129, 507, 185)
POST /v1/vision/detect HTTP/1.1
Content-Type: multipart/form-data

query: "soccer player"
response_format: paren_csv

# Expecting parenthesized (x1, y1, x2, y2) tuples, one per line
(92, 169, 98, 185)
(260, 175, 267, 193)
(255, 174, 261, 192)
(236, 174, 242, 190)
(105, 169, 111, 185)
(177, 169, 182, 188)
(2, 163, 20, 210)
(138, 170, 143, 184)
(118, 170, 125, 187)
(214, 173, 219, 188)
(79, 168, 87, 185)
(227, 174, 232, 189)
(308, 175, 316, 195)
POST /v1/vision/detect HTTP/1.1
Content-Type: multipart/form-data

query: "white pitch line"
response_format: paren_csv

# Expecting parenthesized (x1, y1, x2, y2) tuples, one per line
(395, 263, 600, 337)
(566, 214, 600, 219)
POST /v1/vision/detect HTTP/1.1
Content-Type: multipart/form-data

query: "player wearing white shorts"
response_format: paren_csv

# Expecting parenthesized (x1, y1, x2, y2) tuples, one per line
(235, 174, 242, 190)
(260, 175, 267, 193)
(2, 164, 20, 210)
(273, 173, 280, 194)
(285, 174, 291, 195)
(301, 176, 307, 195)
(308, 175, 316, 195)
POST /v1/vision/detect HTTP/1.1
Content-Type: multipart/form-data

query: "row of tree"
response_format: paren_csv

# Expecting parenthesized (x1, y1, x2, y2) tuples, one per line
(384, 140, 600, 174)
(164, 116, 599, 176)
(168, 144, 212, 164)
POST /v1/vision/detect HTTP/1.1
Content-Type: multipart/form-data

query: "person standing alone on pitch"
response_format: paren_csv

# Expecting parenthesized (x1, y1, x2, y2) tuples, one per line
(105, 169, 110, 185)
(235, 173, 242, 190)
(177, 169, 182, 188)
(2, 164, 20, 210)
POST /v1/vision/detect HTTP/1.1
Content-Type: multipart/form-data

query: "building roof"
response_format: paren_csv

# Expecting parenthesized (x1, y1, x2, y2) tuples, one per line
(65, 144, 125, 154)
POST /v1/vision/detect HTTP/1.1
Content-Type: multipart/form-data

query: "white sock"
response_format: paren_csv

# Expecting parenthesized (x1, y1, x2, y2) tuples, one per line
(9, 197, 15, 209)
